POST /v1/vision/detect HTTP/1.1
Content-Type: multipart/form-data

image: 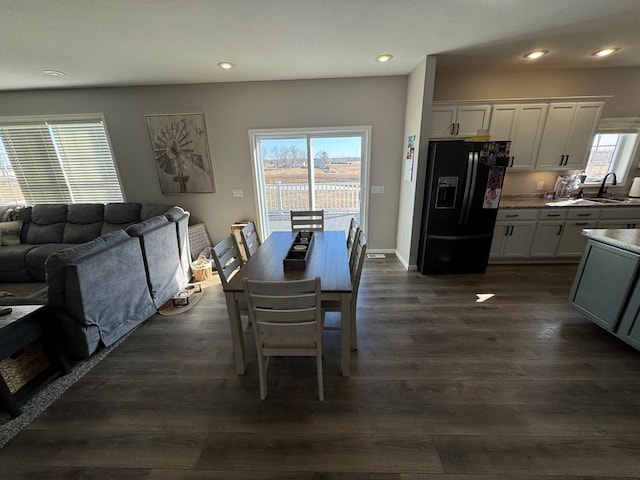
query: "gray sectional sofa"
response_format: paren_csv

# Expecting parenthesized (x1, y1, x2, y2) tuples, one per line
(0, 202, 191, 358)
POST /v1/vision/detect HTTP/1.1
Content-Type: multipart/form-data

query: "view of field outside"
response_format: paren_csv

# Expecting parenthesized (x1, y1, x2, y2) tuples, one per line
(258, 135, 362, 233)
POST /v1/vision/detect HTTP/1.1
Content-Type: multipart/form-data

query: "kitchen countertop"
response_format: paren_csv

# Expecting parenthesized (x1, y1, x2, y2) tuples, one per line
(500, 194, 640, 209)
(582, 228, 640, 255)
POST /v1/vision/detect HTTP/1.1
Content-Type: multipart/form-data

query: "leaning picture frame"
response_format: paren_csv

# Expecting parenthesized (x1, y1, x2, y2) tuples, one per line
(145, 113, 215, 194)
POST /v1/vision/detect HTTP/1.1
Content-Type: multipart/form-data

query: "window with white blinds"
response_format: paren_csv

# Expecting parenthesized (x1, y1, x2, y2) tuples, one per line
(0, 116, 124, 205)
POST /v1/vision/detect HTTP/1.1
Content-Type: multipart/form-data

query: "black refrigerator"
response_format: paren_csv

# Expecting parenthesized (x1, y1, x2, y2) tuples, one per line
(417, 140, 511, 274)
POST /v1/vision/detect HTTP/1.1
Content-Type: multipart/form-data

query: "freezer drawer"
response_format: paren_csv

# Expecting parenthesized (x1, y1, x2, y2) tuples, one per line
(421, 234, 493, 274)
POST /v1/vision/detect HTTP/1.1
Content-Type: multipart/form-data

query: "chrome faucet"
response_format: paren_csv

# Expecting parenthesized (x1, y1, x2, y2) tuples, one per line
(597, 172, 617, 198)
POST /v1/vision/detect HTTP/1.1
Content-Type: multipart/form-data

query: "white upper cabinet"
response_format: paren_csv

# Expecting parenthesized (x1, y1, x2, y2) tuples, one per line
(489, 104, 548, 170)
(535, 102, 604, 170)
(430, 104, 492, 138)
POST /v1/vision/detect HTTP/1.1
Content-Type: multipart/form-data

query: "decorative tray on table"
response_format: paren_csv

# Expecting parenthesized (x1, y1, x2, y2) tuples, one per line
(283, 231, 314, 270)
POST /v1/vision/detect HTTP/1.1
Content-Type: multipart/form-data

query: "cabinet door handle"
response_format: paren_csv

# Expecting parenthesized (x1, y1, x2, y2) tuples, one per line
(509, 156, 515, 167)
(559, 154, 565, 166)
(547, 214, 561, 217)
(564, 155, 569, 166)
(509, 225, 515, 236)
(504, 226, 510, 236)
(576, 213, 591, 217)
(455, 123, 460, 135)
(557, 225, 563, 235)
(506, 214, 518, 218)
(575, 222, 590, 226)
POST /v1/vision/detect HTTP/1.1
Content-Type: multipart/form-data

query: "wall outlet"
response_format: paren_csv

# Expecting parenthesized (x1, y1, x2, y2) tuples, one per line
(536, 181, 545, 190)
(371, 185, 384, 194)
(232, 188, 244, 197)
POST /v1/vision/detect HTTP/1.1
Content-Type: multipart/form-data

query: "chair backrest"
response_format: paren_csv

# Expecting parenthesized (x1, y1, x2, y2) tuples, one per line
(346, 217, 361, 263)
(350, 231, 367, 296)
(239, 221, 261, 260)
(290, 210, 324, 231)
(211, 235, 243, 287)
(243, 277, 323, 342)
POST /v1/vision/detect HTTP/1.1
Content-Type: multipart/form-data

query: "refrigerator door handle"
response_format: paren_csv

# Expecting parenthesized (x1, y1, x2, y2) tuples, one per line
(458, 152, 474, 224)
(461, 152, 479, 224)
(464, 152, 479, 224)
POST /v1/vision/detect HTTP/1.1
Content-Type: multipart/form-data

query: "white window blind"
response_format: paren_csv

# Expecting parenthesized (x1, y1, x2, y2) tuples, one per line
(0, 116, 124, 205)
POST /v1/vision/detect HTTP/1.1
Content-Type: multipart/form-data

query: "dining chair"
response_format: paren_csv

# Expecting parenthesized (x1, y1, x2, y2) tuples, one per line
(346, 217, 361, 267)
(322, 231, 367, 351)
(243, 277, 324, 401)
(211, 235, 250, 322)
(239, 221, 261, 261)
(290, 209, 325, 231)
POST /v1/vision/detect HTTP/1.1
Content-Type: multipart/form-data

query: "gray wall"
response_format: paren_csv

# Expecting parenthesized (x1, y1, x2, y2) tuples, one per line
(0, 76, 407, 248)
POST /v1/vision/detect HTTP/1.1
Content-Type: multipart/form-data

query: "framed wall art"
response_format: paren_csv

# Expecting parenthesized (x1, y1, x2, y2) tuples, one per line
(145, 113, 215, 194)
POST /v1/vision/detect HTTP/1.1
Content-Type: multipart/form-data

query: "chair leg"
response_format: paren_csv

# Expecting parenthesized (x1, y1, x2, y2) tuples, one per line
(257, 354, 268, 400)
(350, 311, 358, 351)
(316, 351, 324, 401)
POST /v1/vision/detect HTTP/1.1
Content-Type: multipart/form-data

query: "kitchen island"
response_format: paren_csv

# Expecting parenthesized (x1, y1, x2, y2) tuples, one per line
(568, 228, 640, 351)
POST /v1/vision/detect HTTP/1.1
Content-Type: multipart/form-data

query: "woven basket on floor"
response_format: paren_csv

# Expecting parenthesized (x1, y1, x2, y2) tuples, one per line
(0, 341, 49, 394)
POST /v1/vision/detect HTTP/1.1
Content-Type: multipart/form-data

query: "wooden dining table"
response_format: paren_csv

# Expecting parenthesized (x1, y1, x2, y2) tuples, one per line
(223, 230, 353, 376)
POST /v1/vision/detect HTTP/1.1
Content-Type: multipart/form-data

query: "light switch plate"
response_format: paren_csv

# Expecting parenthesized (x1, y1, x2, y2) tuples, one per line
(371, 185, 384, 194)
(232, 188, 244, 197)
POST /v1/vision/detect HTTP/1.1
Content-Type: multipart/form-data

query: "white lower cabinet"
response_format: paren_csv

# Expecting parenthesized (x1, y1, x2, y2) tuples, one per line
(555, 208, 600, 258)
(597, 207, 640, 229)
(530, 209, 568, 258)
(490, 209, 537, 259)
(556, 220, 598, 257)
(491, 206, 640, 262)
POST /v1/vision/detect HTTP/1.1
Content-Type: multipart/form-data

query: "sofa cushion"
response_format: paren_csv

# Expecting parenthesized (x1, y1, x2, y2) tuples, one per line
(102, 203, 142, 235)
(26, 204, 68, 244)
(63, 204, 105, 243)
(141, 203, 171, 220)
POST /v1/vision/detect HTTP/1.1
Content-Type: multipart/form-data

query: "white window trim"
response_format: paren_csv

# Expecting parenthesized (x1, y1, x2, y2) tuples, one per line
(0, 113, 125, 205)
(248, 126, 371, 239)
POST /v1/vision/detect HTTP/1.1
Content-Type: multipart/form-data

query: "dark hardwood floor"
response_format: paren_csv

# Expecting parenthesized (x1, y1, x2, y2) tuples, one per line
(2, 258, 640, 478)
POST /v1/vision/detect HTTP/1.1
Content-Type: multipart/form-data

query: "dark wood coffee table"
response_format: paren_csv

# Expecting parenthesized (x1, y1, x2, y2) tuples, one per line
(0, 305, 70, 417)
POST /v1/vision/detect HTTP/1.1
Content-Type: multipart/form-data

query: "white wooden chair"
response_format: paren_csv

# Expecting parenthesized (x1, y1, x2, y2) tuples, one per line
(239, 221, 261, 261)
(243, 277, 324, 400)
(322, 231, 367, 350)
(290, 210, 324, 232)
(211, 235, 250, 322)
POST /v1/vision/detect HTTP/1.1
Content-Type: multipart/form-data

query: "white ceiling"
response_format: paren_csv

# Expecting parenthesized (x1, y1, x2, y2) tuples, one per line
(2, 0, 640, 92)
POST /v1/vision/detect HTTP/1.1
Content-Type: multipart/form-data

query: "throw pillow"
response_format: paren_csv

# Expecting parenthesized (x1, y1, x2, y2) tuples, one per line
(0, 220, 23, 246)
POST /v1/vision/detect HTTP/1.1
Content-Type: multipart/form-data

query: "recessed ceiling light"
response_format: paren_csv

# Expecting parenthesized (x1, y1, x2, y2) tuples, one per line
(524, 50, 548, 60)
(376, 54, 393, 63)
(42, 70, 65, 76)
(592, 48, 620, 57)
(217, 61, 235, 70)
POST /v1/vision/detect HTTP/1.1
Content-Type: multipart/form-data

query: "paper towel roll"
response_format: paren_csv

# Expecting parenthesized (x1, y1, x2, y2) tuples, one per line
(629, 177, 640, 198)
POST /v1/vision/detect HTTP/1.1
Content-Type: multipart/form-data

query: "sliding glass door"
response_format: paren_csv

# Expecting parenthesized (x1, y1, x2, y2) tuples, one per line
(249, 127, 370, 237)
